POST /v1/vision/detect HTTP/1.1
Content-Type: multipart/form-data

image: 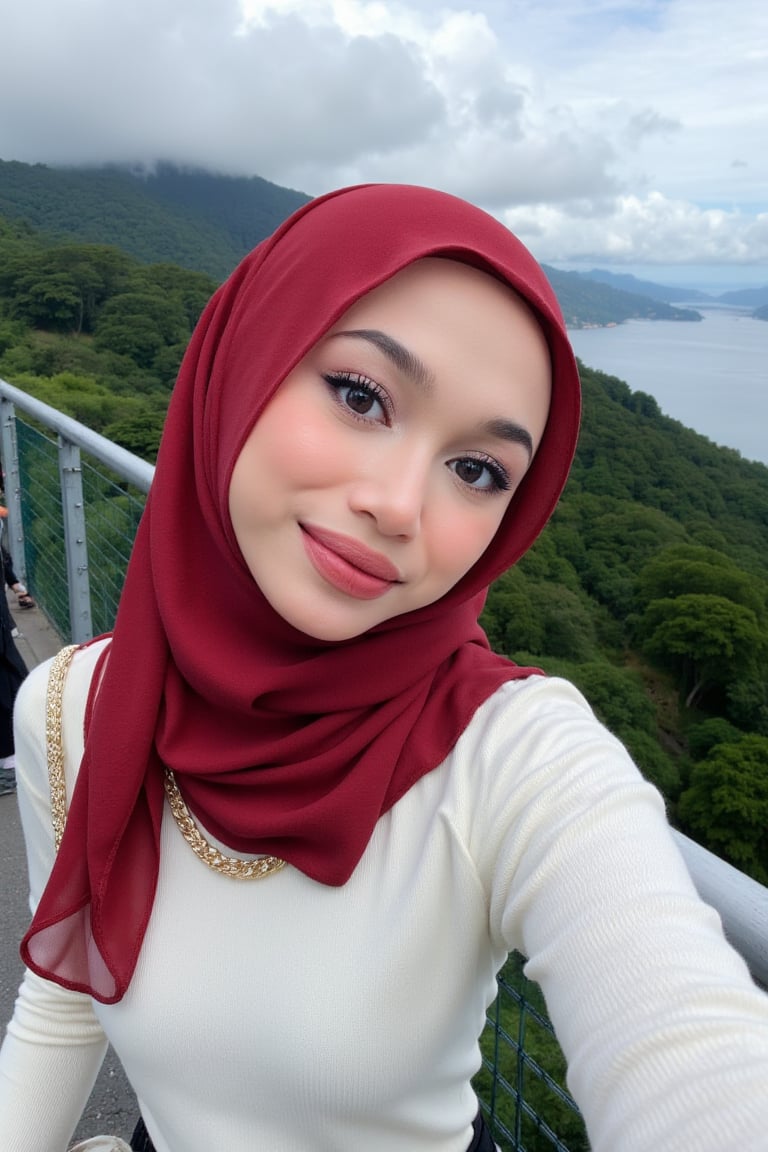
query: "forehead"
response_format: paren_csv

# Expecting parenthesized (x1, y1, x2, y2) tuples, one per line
(322, 257, 552, 391)
(332, 256, 536, 327)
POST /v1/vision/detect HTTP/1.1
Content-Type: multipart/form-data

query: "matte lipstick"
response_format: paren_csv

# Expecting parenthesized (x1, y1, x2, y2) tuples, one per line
(301, 525, 401, 600)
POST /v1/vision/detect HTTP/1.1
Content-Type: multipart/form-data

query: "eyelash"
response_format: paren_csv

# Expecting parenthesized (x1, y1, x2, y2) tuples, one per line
(322, 371, 511, 496)
(323, 371, 392, 424)
(450, 454, 512, 495)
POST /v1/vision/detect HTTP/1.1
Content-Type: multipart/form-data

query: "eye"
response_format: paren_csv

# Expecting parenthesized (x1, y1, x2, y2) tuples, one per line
(448, 455, 511, 494)
(323, 372, 391, 424)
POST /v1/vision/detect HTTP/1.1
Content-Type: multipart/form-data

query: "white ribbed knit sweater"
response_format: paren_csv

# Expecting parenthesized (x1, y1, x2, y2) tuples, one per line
(1, 641, 767, 1151)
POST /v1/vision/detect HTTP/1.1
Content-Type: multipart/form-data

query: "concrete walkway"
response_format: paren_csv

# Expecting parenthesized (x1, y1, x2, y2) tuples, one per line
(7, 590, 64, 670)
(0, 596, 138, 1143)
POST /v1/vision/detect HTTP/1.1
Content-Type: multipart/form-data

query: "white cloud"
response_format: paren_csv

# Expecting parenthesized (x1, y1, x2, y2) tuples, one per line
(0, 0, 766, 273)
(504, 194, 768, 266)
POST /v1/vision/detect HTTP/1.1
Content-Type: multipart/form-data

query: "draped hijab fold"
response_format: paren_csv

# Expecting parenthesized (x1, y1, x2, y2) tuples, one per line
(22, 184, 581, 1002)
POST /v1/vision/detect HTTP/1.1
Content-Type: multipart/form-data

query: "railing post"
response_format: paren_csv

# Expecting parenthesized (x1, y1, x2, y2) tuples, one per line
(0, 396, 28, 582)
(58, 436, 93, 643)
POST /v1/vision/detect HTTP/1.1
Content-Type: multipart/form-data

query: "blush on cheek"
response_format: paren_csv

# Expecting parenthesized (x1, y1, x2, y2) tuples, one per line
(288, 419, 370, 488)
(255, 421, 327, 482)
(439, 519, 501, 583)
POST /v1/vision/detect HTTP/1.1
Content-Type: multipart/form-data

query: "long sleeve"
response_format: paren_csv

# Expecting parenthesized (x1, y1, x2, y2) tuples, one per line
(3, 662, 767, 1151)
(0, 971, 109, 1151)
(465, 676, 768, 1152)
(0, 652, 109, 1152)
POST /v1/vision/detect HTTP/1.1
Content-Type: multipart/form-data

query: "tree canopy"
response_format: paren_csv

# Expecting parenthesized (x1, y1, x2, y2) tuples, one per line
(678, 735, 768, 883)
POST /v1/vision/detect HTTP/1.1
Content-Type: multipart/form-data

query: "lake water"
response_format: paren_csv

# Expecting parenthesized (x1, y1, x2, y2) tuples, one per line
(567, 308, 768, 466)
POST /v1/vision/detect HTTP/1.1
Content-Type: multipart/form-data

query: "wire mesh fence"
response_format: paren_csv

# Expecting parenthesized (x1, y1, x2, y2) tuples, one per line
(80, 453, 146, 637)
(16, 417, 146, 639)
(15, 419, 70, 634)
(475, 952, 587, 1151)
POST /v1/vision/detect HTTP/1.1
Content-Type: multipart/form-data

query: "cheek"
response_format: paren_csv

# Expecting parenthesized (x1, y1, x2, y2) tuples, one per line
(428, 506, 506, 584)
(245, 410, 341, 492)
(288, 428, 348, 485)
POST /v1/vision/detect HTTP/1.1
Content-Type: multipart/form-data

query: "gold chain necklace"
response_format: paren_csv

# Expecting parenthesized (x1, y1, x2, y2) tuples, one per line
(163, 768, 286, 880)
(47, 646, 283, 880)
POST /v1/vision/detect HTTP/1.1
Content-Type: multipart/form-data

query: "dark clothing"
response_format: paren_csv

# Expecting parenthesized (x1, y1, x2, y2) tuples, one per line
(2, 545, 19, 590)
(468, 1111, 498, 1151)
(128, 1112, 499, 1152)
(0, 588, 27, 757)
(130, 1118, 154, 1151)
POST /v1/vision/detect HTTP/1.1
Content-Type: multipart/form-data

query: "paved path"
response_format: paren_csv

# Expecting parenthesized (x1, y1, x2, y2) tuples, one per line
(1, 596, 137, 1143)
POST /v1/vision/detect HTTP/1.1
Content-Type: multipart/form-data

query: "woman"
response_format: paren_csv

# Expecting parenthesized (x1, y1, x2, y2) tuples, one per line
(1, 184, 767, 1151)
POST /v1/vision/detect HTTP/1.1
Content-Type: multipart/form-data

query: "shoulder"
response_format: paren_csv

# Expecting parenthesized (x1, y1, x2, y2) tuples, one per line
(15, 638, 112, 798)
(16, 638, 112, 728)
(13, 640, 111, 906)
(448, 673, 666, 865)
(458, 672, 633, 777)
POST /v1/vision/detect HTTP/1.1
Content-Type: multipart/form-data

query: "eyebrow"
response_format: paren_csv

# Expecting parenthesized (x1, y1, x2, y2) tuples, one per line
(484, 419, 534, 461)
(333, 329, 435, 394)
(332, 327, 534, 461)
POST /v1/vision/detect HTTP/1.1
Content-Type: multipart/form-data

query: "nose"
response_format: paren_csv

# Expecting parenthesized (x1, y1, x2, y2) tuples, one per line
(348, 443, 431, 538)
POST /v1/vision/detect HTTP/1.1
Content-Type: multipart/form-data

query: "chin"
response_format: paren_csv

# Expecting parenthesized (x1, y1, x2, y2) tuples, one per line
(295, 616, 376, 643)
(266, 595, 380, 643)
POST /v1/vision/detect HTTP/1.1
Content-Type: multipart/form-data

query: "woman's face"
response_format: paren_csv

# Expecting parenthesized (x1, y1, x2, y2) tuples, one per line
(229, 257, 551, 641)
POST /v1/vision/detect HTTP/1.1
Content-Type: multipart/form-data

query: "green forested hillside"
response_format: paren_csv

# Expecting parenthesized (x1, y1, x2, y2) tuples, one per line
(0, 216, 220, 456)
(0, 159, 309, 280)
(0, 160, 703, 327)
(0, 214, 765, 882)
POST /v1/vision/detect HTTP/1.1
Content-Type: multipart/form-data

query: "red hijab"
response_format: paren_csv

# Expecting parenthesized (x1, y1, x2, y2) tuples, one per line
(23, 184, 580, 1002)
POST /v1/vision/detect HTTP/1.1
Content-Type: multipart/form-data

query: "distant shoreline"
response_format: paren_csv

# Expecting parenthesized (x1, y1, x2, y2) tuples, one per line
(566, 303, 757, 331)
(567, 307, 768, 465)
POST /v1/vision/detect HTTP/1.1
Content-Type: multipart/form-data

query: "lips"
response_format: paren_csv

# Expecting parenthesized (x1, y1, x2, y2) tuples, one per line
(300, 524, 401, 600)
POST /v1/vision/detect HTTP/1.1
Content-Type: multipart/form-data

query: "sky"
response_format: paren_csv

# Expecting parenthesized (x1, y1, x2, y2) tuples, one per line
(1, 0, 767, 289)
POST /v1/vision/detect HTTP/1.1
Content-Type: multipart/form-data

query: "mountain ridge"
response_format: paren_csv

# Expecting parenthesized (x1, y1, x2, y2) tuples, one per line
(0, 159, 310, 280)
(570, 267, 768, 313)
(0, 159, 703, 327)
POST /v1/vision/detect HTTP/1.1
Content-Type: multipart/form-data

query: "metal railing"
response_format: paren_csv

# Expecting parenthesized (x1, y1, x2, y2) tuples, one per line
(2, 376, 766, 1151)
(0, 378, 153, 643)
